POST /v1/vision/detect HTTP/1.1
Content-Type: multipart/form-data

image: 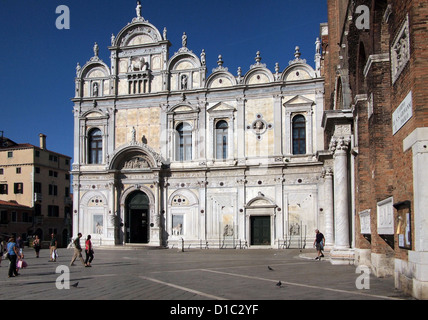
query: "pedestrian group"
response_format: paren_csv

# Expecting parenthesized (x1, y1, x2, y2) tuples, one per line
(1, 232, 95, 279)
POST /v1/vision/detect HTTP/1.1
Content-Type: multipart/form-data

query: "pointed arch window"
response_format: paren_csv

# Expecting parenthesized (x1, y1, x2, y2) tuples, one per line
(215, 120, 228, 160)
(292, 115, 306, 155)
(177, 122, 192, 161)
(88, 128, 103, 164)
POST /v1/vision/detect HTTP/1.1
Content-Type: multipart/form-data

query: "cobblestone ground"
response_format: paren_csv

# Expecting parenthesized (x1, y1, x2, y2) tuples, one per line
(0, 247, 411, 304)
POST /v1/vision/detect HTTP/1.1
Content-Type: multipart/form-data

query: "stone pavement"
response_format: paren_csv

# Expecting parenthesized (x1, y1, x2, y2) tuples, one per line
(0, 246, 412, 303)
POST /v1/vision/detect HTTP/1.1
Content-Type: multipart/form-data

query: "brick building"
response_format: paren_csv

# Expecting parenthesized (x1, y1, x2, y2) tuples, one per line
(323, 0, 428, 299)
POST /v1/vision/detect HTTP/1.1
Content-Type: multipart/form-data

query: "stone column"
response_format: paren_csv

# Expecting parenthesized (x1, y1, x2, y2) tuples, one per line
(329, 136, 354, 265)
(331, 137, 350, 249)
(403, 128, 428, 299)
(323, 167, 334, 248)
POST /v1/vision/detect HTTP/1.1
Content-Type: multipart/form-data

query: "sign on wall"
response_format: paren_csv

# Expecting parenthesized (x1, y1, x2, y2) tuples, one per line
(392, 91, 413, 135)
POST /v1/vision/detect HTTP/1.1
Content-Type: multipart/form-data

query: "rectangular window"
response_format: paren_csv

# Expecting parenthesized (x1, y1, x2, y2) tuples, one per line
(49, 184, 58, 196)
(0, 211, 7, 224)
(8, 151, 13, 158)
(16, 167, 21, 174)
(14, 183, 23, 194)
(11, 211, 17, 222)
(0, 184, 7, 194)
(22, 212, 32, 223)
(34, 182, 42, 193)
(0, 168, 3, 175)
(48, 205, 59, 217)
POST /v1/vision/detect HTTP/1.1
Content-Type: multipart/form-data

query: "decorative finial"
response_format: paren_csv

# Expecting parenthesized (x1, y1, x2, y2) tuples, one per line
(136, 1, 142, 18)
(217, 55, 224, 67)
(294, 46, 301, 59)
(255, 51, 262, 64)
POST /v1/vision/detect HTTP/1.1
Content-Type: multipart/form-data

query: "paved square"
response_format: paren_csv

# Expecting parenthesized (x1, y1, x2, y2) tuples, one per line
(0, 247, 410, 301)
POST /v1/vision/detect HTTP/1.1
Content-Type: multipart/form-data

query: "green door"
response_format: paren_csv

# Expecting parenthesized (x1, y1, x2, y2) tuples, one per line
(251, 216, 271, 245)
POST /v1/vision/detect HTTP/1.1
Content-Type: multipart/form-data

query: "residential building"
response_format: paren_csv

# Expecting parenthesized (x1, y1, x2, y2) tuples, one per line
(0, 134, 72, 246)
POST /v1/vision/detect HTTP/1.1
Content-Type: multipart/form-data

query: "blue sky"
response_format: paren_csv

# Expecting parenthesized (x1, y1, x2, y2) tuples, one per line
(0, 0, 327, 161)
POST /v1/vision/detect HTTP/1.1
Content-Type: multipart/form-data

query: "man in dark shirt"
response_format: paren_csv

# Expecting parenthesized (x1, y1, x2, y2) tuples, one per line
(314, 229, 325, 260)
(70, 233, 85, 266)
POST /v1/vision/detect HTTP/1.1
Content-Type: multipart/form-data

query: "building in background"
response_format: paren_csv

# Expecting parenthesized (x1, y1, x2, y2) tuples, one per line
(0, 133, 72, 247)
(323, 0, 428, 299)
(71, 4, 335, 250)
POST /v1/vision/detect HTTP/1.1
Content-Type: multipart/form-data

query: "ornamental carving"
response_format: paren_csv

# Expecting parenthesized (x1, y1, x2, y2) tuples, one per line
(329, 136, 350, 153)
(391, 15, 410, 84)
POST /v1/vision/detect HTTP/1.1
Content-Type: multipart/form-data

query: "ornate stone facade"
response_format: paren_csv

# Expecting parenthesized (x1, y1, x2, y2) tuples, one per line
(71, 4, 330, 249)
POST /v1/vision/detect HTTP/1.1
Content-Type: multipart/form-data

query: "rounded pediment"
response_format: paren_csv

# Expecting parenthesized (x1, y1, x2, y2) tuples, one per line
(168, 51, 201, 71)
(282, 63, 316, 82)
(206, 71, 237, 88)
(78, 61, 110, 79)
(109, 143, 165, 170)
(114, 21, 163, 48)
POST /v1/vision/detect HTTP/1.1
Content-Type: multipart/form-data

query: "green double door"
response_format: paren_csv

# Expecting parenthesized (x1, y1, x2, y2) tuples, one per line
(250, 216, 271, 245)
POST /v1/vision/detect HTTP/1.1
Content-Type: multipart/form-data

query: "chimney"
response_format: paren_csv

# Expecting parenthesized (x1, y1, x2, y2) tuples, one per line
(39, 134, 47, 150)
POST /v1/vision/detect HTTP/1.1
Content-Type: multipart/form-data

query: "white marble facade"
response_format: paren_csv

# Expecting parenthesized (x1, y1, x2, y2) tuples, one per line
(71, 6, 338, 249)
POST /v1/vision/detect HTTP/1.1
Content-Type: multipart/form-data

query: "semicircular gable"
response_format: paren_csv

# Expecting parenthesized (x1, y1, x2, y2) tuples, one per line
(80, 62, 110, 79)
(206, 71, 236, 88)
(168, 52, 201, 71)
(243, 68, 274, 85)
(115, 22, 163, 47)
(282, 63, 316, 82)
(109, 143, 164, 170)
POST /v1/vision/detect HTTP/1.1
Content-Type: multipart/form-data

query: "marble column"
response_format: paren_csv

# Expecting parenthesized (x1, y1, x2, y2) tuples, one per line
(323, 167, 334, 248)
(331, 137, 351, 249)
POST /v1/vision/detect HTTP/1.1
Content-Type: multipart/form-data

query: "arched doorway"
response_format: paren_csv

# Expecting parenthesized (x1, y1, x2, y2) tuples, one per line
(125, 191, 150, 244)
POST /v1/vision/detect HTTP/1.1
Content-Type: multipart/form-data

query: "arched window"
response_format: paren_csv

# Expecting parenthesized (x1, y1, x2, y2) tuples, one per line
(292, 115, 306, 155)
(177, 122, 192, 161)
(215, 120, 228, 160)
(88, 128, 103, 164)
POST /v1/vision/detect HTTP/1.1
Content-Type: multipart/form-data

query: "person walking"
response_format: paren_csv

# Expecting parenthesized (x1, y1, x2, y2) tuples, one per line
(314, 229, 325, 260)
(7, 237, 21, 278)
(49, 233, 57, 262)
(33, 235, 41, 258)
(70, 233, 85, 266)
(84, 235, 94, 267)
(16, 236, 24, 258)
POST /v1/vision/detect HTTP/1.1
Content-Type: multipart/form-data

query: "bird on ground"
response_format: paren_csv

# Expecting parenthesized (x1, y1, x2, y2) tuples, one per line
(276, 281, 282, 287)
(71, 282, 79, 288)
(268, 266, 274, 271)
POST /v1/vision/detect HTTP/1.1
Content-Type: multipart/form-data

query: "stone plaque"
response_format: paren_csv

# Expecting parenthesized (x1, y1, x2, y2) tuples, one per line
(359, 209, 371, 234)
(377, 197, 394, 235)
